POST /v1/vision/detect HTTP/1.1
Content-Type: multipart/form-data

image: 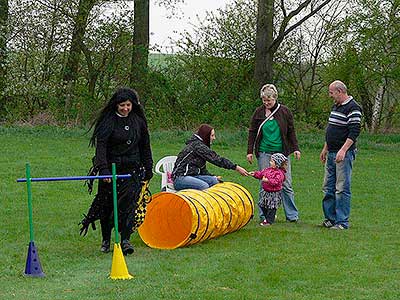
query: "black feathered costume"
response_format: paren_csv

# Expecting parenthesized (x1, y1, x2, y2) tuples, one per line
(80, 90, 153, 245)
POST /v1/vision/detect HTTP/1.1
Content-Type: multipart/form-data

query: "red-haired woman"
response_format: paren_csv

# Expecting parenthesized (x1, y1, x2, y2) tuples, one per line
(172, 124, 248, 190)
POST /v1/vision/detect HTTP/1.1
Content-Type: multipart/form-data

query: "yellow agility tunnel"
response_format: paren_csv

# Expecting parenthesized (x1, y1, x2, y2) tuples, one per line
(138, 182, 254, 249)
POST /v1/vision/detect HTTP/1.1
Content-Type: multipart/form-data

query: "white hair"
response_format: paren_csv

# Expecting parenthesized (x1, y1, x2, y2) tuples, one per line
(331, 80, 348, 93)
(260, 84, 278, 99)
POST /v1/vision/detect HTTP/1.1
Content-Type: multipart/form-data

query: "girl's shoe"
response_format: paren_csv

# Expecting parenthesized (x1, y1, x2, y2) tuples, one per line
(260, 219, 271, 226)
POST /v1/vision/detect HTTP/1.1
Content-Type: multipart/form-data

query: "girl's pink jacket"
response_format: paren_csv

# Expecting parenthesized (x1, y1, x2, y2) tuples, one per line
(253, 167, 286, 192)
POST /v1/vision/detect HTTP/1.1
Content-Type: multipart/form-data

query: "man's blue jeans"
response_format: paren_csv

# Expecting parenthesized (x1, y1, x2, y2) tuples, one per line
(322, 150, 355, 228)
(257, 152, 299, 221)
(174, 175, 219, 191)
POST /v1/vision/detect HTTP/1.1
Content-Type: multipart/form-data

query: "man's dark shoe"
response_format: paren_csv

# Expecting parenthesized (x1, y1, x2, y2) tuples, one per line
(121, 239, 134, 255)
(330, 224, 347, 230)
(321, 219, 334, 228)
(100, 240, 110, 253)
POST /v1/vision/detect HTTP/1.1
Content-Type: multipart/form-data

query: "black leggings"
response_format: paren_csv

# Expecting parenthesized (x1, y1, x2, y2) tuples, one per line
(260, 207, 277, 224)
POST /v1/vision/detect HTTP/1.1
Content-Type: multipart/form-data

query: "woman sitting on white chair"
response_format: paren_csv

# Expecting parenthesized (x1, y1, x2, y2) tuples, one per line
(172, 124, 248, 190)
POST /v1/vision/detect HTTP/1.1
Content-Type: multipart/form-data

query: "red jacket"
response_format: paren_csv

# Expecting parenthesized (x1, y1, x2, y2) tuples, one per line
(253, 167, 286, 192)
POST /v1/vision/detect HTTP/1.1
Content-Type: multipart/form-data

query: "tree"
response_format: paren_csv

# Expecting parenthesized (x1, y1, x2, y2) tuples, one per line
(358, 0, 400, 132)
(6, 0, 75, 120)
(254, 0, 332, 88)
(130, 0, 149, 101)
(162, 0, 259, 127)
(0, 0, 8, 117)
(62, 0, 97, 116)
(130, 0, 184, 104)
(325, 0, 400, 131)
(274, 0, 348, 124)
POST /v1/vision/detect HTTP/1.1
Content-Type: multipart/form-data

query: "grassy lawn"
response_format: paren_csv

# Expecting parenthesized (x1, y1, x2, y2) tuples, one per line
(0, 126, 399, 300)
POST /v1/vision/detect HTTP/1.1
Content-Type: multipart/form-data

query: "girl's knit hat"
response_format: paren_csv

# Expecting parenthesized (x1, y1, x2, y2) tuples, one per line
(271, 153, 288, 168)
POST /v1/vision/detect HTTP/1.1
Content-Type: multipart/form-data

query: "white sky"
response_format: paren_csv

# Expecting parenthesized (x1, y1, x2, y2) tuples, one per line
(149, 0, 231, 53)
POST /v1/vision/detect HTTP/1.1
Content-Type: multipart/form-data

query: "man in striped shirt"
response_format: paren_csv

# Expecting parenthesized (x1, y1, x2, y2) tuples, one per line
(319, 80, 362, 230)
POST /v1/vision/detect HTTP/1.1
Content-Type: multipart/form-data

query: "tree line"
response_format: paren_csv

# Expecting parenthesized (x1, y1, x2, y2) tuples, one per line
(0, 0, 399, 131)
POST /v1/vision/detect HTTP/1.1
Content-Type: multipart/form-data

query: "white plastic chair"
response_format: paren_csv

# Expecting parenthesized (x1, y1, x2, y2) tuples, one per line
(154, 155, 177, 192)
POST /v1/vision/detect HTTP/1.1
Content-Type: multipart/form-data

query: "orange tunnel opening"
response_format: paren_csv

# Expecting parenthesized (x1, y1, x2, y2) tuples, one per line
(138, 193, 193, 249)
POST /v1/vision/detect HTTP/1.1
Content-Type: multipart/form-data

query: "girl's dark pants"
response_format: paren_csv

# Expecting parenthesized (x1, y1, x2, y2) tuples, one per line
(260, 206, 277, 224)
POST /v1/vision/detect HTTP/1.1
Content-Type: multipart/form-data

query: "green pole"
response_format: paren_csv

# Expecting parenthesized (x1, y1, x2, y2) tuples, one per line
(112, 163, 119, 244)
(26, 163, 34, 242)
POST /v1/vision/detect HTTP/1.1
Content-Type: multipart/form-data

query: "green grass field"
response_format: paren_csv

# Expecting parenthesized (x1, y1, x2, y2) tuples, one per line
(0, 126, 399, 300)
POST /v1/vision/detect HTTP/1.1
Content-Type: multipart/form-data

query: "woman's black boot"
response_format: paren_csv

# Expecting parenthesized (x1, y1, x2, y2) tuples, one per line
(100, 219, 112, 253)
(100, 240, 110, 253)
(121, 239, 134, 255)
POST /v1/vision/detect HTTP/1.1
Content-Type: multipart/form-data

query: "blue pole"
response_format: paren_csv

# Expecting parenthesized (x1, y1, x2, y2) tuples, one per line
(16, 174, 132, 183)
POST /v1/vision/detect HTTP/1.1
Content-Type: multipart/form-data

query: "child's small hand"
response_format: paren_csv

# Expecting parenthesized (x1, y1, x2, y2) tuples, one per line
(261, 176, 269, 183)
(249, 171, 255, 176)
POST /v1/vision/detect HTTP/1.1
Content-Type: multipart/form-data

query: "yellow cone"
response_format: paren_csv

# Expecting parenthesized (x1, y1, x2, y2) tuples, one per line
(109, 243, 133, 280)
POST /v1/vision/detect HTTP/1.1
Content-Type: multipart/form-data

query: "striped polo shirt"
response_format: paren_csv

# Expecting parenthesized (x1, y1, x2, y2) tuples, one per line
(325, 96, 362, 151)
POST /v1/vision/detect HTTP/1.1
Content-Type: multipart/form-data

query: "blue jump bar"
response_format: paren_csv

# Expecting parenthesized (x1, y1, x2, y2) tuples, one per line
(16, 174, 132, 183)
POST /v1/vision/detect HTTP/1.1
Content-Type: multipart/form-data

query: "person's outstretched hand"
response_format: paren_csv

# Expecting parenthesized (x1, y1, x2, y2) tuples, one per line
(236, 165, 249, 176)
(294, 151, 301, 160)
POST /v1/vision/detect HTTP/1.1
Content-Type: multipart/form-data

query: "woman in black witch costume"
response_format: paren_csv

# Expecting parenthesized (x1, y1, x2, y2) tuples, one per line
(79, 87, 153, 255)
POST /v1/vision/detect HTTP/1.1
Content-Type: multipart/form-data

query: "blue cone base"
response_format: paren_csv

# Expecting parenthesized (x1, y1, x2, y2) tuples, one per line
(24, 241, 45, 277)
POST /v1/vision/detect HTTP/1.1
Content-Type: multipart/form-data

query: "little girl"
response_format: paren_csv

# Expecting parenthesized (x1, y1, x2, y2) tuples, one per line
(250, 153, 288, 226)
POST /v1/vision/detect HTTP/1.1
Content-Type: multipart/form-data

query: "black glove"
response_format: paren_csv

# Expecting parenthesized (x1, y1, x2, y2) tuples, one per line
(79, 214, 96, 236)
(143, 169, 153, 181)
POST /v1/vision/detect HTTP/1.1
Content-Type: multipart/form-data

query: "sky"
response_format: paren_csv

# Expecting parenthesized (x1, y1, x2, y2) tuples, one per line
(149, 0, 231, 53)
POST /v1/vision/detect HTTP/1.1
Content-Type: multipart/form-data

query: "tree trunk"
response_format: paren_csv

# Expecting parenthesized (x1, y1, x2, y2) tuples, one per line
(254, 0, 274, 89)
(0, 0, 8, 117)
(371, 84, 385, 133)
(254, 0, 332, 90)
(384, 102, 397, 132)
(42, 1, 58, 85)
(62, 0, 96, 117)
(130, 0, 149, 104)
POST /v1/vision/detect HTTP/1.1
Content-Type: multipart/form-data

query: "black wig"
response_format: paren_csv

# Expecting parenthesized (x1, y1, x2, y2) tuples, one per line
(89, 87, 147, 147)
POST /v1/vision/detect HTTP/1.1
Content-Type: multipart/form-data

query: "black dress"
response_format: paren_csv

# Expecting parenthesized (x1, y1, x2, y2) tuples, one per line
(80, 112, 153, 242)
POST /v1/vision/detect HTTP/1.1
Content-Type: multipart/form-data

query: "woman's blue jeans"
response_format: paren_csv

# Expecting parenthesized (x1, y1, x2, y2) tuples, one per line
(257, 152, 299, 221)
(174, 175, 219, 191)
(322, 150, 355, 228)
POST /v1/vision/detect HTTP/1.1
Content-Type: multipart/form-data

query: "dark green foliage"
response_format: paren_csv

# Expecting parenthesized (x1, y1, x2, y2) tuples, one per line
(1, 0, 399, 132)
(146, 54, 257, 129)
